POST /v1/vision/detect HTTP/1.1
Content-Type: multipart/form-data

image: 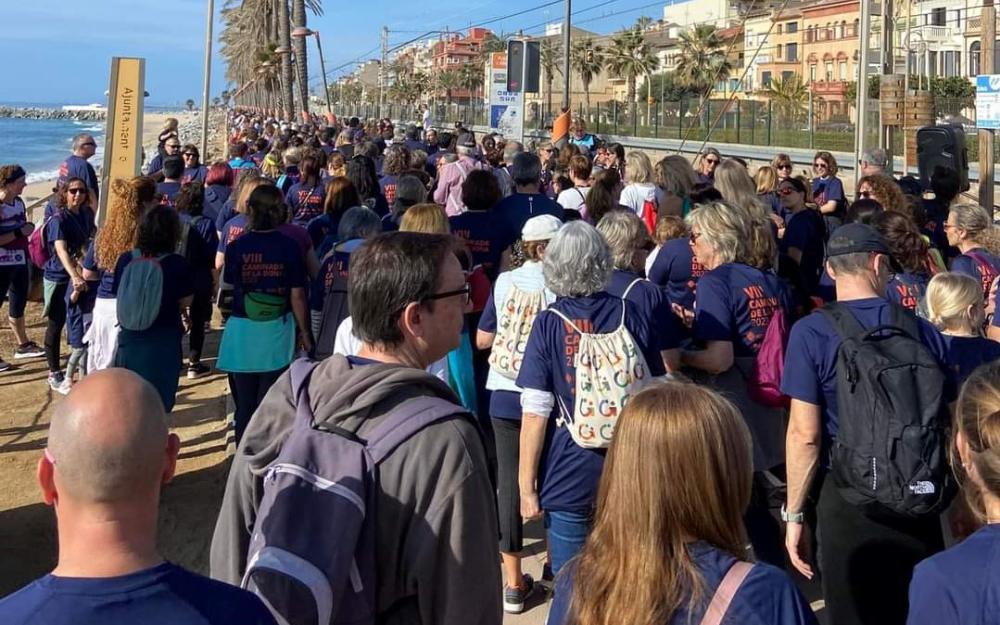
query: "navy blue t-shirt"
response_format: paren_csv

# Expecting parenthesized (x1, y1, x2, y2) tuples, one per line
(780, 208, 826, 295)
(81, 241, 114, 299)
(492, 192, 563, 253)
(647, 237, 706, 311)
(812, 176, 845, 216)
(181, 165, 208, 185)
(941, 334, 1000, 387)
(59, 154, 99, 199)
(307, 213, 340, 252)
(449, 210, 506, 281)
(0, 561, 276, 625)
(781, 298, 952, 457)
(223, 230, 307, 319)
(606, 269, 681, 352)
(379, 174, 399, 204)
(907, 524, 1000, 625)
(44, 207, 95, 282)
(285, 181, 326, 225)
(203, 184, 230, 224)
(952, 248, 1000, 300)
(157, 181, 182, 209)
(694, 263, 793, 357)
(215, 199, 238, 233)
(515, 292, 665, 512)
(885, 271, 930, 312)
(111, 251, 194, 330)
(182, 215, 219, 293)
(549, 543, 817, 625)
(310, 244, 354, 312)
(218, 214, 250, 253)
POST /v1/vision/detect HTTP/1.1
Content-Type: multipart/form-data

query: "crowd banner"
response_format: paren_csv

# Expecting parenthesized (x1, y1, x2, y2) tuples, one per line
(99, 56, 145, 227)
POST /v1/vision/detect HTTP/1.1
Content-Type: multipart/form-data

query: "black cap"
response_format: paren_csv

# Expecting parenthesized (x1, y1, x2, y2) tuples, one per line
(827, 223, 891, 257)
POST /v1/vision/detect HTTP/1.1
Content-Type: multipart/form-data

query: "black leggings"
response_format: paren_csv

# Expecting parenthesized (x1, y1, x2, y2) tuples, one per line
(188, 289, 212, 363)
(45, 281, 68, 373)
(493, 417, 523, 553)
(229, 368, 286, 444)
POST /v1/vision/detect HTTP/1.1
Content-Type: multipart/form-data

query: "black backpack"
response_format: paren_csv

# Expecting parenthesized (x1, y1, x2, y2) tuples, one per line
(820, 303, 955, 518)
(313, 267, 350, 360)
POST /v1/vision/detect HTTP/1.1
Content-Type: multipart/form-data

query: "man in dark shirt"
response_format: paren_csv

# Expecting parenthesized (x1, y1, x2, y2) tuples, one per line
(0, 369, 276, 625)
(147, 138, 182, 178)
(156, 156, 185, 208)
(59, 134, 100, 207)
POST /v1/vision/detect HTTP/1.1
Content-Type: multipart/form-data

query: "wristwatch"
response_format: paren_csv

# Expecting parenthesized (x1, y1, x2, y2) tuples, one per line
(781, 504, 805, 523)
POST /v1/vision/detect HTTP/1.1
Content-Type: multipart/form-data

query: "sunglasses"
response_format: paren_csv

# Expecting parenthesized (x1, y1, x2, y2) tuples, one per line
(422, 285, 471, 305)
(182, 152, 196, 157)
(777, 164, 792, 171)
(858, 191, 871, 199)
(813, 162, 828, 168)
(67, 188, 87, 195)
(705, 158, 720, 165)
(81, 142, 96, 148)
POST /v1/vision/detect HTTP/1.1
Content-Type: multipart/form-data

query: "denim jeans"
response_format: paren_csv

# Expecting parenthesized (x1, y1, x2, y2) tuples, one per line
(545, 509, 593, 575)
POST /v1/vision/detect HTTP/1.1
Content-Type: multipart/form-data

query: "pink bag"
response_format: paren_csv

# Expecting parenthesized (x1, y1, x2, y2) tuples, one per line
(747, 307, 790, 408)
(27, 215, 55, 269)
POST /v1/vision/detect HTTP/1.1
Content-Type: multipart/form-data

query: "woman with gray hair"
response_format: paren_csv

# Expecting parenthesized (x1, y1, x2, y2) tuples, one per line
(311, 206, 382, 352)
(596, 210, 682, 372)
(682, 199, 794, 566)
(516, 220, 668, 576)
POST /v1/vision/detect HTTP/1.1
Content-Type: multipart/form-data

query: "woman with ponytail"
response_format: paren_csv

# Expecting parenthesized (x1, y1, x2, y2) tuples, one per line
(81, 176, 158, 371)
(906, 360, 1000, 624)
(873, 211, 934, 313)
(945, 203, 1000, 305)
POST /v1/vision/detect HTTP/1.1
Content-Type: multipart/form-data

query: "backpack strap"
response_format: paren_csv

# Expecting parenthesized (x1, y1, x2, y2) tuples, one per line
(698, 561, 754, 625)
(289, 357, 322, 425)
(547, 307, 584, 334)
(819, 302, 866, 340)
(621, 278, 643, 301)
(364, 396, 469, 464)
(889, 303, 920, 341)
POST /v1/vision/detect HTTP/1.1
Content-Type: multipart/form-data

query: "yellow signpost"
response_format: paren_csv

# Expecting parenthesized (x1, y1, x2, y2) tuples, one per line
(99, 57, 145, 226)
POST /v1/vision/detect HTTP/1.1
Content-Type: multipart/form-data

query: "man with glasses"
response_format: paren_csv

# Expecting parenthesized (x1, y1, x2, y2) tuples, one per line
(146, 138, 181, 178)
(212, 232, 502, 625)
(58, 134, 99, 208)
(697, 147, 721, 185)
(1, 369, 277, 624)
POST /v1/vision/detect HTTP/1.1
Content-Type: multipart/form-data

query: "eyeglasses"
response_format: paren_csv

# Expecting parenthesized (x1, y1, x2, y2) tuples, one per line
(943, 223, 957, 231)
(689, 231, 703, 244)
(813, 162, 828, 169)
(67, 188, 87, 195)
(777, 164, 792, 171)
(422, 285, 471, 305)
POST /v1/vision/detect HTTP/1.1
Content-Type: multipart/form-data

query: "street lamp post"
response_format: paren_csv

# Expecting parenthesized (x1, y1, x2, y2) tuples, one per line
(200, 0, 215, 159)
(292, 26, 334, 120)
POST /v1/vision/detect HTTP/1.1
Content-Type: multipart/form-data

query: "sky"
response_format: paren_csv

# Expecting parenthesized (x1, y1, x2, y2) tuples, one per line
(1, 0, 669, 107)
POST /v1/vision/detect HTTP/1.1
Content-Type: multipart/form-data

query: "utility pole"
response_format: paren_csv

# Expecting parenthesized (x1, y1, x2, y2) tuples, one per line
(855, 0, 874, 172)
(200, 0, 214, 159)
(562, 0, 572, 111)
(903, 0, 912, 174)
(379, 26, 389, 119)
(880, 0, 896, 170)
(981, 0, 996, 209)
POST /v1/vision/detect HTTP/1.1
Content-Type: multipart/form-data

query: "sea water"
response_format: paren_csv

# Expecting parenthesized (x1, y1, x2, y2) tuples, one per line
(0, 117, 106, 183)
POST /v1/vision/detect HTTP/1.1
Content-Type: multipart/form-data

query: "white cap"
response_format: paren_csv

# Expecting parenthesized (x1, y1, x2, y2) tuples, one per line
(522, 215, 563, 242)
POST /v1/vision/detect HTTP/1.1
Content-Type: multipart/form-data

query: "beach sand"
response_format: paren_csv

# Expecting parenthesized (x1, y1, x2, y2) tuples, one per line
(21, 111, 201, 216)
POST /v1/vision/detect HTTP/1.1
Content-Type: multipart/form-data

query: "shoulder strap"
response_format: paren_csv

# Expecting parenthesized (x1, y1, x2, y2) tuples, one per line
(364, 396, 469, 464)
(699, 561, 754, 625)
(621, 278, 643, 301)
(290, 358, 322, 418)
(819, 302, 866, 340)
(889, 303, 920, 341)
(546, 307, 585, 334)
(576, 188, 586, 203)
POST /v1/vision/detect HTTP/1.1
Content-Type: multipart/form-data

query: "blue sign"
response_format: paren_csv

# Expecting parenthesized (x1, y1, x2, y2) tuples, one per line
(976, 75, 1000, 129)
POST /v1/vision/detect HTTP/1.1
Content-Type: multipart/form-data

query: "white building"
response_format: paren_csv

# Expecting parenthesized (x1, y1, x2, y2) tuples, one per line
(662, 0, 734, 28)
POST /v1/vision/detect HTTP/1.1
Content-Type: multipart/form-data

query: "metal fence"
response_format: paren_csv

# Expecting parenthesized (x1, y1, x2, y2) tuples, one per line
(334, 97, 993, 161)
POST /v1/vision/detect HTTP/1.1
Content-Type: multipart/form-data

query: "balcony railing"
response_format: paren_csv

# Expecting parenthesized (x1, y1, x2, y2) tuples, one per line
(811, 80, 850, 95)
(966, 15, 1000, 35)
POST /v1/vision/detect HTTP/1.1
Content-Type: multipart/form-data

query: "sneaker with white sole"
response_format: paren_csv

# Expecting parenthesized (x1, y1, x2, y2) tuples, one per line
(0, 359, 11, 373)
(13, 341, 45, 359)
(187, 363, 210, 379)
(503, 574, 535, 614)
(48, 372, 71, 395)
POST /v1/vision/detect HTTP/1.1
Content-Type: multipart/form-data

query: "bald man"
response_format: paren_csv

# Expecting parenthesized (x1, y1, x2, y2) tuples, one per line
(1, 369, 276, 625)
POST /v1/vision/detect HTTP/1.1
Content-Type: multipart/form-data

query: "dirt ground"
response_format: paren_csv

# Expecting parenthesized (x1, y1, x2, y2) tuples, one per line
(0, 301, 232, 597)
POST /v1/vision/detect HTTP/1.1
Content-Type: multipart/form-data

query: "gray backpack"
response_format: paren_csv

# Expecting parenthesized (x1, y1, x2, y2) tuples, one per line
(241, 358, 470, 625)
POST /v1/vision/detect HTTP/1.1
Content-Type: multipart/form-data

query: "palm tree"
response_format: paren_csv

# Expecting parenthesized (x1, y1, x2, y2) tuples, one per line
(605, 28, 657, 119)
(762, 74, 810, 121)
(435, 70, 462, 109)
(458, 63, 484, 103)
(290, 0, 309, 116)
(539, 40, 562, 116)
(570, 38, 604, 113)
(635, 16, 653, 31)
(673, 24, 732, 117)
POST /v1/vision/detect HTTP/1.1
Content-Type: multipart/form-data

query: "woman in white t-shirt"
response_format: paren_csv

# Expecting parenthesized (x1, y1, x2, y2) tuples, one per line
(556, 154, 593, 217)
(619, 151, 666, 217)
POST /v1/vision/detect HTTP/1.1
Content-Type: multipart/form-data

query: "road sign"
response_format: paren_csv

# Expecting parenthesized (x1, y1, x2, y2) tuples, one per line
(490, 53, 524, 143)
(976, 75, 1000, 130)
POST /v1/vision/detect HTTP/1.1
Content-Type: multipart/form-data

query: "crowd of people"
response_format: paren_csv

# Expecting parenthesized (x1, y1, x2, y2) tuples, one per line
(2, 108, 1000, 625)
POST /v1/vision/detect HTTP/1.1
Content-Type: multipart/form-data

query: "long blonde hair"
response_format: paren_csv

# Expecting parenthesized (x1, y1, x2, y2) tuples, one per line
(568, 383, 753, 625)
(713, 159, 776, 270)
(925, 272, 984, 335)
(954, 361, 1000, 523)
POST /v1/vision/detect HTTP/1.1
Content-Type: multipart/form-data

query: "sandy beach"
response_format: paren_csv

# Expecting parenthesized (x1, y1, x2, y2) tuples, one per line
(20, 111, 202, 218)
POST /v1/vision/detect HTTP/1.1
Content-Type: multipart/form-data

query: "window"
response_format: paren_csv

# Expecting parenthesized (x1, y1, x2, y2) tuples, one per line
(762, 71, 773, 87)
(777, 44, 783, 58)
(786, 21, 798, 33)
(777, 24, 783, 34)
(943, 51, 957, 77)
(825, 62, 834, 81)
(928, 50, 938, 77)
(787, 43, 798, 62)
(809, 64, 817, 81)
(782, 71, 795, 81)
(931, 7, 946, 26)
(839, 61, 847, 79)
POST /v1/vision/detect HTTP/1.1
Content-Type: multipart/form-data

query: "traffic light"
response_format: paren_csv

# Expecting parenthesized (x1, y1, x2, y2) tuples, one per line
(507, 40, 541, 93)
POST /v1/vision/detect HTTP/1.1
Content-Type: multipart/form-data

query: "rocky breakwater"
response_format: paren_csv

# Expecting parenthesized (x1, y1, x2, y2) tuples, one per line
(0, 107, 107, 122)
